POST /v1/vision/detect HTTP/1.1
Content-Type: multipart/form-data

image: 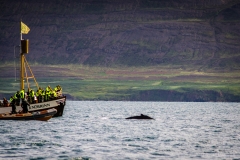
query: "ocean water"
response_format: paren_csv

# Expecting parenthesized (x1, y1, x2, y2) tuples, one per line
(0, 101, 240, 160)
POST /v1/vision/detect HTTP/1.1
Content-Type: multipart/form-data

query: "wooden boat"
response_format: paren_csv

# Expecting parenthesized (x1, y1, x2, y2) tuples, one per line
(0, 21, 66, 117)
(0, 97, 66, 117)
(0, 108, 57, 121)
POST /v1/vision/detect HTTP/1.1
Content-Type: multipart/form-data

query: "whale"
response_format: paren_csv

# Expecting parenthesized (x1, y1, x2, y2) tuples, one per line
(125, 114, 154, 120)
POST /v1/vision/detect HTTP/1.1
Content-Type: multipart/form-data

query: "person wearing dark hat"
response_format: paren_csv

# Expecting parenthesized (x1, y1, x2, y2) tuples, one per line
(10, 97, 17, 114)
(21, 99, 30, 113)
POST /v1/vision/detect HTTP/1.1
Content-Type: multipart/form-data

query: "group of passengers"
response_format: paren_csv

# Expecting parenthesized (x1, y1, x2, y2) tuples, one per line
(0, 85, 62, 107)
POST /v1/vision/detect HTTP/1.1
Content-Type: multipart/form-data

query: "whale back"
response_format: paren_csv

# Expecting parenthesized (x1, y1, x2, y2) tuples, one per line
(126, 114, 153, 119)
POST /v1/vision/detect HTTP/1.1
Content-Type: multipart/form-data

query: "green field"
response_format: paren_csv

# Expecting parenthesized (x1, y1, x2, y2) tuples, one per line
(1, 64, 240, 101)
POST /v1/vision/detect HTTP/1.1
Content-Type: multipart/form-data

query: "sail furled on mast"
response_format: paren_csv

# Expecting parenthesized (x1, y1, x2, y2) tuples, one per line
(21, 22, 30, 34)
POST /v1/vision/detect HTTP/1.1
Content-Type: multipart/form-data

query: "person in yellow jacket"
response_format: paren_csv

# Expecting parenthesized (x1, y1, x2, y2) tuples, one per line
(49, 89, 53, 100)
(41, 89, 45, 102)
(14, 91, 20, 106)
(52, 90, 57, 99)
(43, 90, 47, 101)
(56, 85, 62, 97)
(10, 96, 14, 103)
(54, 86, 58, 92)
(29, 90, 35, 104)
(45, 90, 50, 101)
(39, 88, 43, 102)
(20, 89, 25, 101)
(46, 85, 51, 92)
(10, 96, 17, 114)
(36, 90, 39, 103)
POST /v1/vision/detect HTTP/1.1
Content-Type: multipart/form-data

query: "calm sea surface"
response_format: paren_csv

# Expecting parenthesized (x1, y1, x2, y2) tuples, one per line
(0, 101, 240, 160)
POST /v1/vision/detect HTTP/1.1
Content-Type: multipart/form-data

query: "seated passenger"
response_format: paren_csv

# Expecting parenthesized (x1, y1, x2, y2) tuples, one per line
(3, 98, 8, 107)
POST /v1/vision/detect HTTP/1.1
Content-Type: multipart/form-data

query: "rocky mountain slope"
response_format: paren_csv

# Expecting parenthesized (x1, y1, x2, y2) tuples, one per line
(0, 0, 240, 71)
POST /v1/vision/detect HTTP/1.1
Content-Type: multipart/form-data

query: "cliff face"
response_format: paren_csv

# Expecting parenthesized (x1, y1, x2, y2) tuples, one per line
(0, 0, 240, 71)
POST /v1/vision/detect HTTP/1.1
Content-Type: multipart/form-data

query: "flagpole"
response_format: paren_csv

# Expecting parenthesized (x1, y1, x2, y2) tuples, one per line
(20, 21, 24, 90)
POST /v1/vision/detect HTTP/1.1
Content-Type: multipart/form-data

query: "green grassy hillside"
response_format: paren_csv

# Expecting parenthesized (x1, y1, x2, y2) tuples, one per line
(1, 64, 240, 101)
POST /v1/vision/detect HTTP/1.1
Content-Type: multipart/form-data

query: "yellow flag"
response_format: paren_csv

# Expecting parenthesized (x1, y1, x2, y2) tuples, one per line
(21, 22, 30, 34)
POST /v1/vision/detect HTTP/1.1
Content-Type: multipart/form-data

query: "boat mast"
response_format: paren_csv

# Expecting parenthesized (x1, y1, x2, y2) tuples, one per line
(20, 21, 24, 90)
(19, 21, 39, 91)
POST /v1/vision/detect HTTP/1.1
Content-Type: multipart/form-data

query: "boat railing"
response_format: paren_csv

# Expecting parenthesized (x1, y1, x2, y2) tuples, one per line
(0, 91, 65, 107)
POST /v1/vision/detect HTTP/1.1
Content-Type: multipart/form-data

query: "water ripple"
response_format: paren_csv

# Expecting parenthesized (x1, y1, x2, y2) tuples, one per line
(0, 101, 240, 159)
